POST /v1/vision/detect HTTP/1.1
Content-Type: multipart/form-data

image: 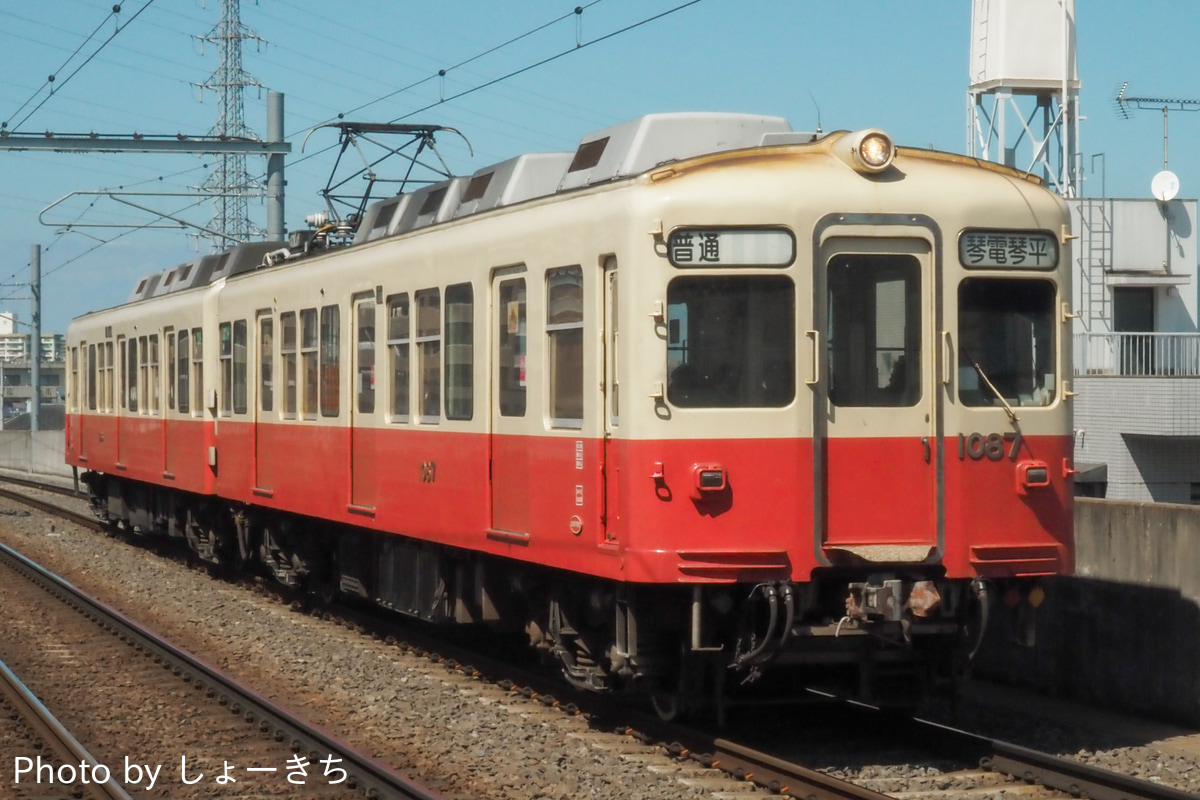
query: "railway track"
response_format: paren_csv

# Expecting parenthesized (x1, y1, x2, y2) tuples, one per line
(0, 534, 441, 800)
(0, 652, 133, 800)
(0, 472, 1196, 800)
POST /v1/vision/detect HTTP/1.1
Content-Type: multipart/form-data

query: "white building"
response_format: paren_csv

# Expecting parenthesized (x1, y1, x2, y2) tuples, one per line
(0, 333, 66, 364)
(1070, 197, 1200, 503)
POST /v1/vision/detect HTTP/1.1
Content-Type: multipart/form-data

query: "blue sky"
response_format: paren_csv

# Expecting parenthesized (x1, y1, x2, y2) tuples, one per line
(2, 0, 1198, 334)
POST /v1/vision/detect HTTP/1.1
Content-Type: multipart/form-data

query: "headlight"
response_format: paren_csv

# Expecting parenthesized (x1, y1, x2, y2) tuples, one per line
(846, 129, 895, 173)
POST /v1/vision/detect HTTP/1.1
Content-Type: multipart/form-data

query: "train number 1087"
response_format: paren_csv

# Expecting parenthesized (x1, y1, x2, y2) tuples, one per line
(958, 432, 1023, 461)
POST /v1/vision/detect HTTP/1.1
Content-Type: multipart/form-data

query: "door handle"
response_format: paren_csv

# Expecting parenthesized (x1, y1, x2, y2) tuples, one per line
(805, 330, 820, 386)
(921, 436, 931, 463)
(941, 331, 952, 386)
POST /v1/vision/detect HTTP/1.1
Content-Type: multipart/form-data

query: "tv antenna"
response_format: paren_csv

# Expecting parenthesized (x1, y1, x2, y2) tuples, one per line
(1114, 81, 1200, 172)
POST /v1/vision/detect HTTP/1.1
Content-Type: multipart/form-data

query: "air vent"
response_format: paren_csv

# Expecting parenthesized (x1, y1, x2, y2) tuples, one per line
(558, 112, 791, 191)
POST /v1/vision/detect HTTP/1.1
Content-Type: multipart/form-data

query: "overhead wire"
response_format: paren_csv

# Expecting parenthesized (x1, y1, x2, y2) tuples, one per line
(1, 8, 118, 128)
(26, 0, 705, 292)
(320, 0, 607, 132)
(279, 0, 703, 175)
(5, 1, 158, 134)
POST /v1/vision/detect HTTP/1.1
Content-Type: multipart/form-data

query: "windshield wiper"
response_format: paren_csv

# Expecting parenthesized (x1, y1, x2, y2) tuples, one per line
(962, 348, 1019, 424)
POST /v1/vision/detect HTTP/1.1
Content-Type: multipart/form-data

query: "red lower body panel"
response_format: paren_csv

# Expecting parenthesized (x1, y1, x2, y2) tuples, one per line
(66, 412, 1073, 586)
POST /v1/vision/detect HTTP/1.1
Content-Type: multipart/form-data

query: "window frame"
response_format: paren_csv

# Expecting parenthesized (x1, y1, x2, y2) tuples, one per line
(165, 328, 175, 411)
(319, 304, 340, 418)
(386, 294, 410, 423)
(177, 329, 190, 414)
(259, 313, 274, 414)
(191, 329, 204, 416)
(87, 344, 97, 412)
(498, 278, 527, 418)
(546, 266, 584, 428)
(415, 289, 441, 424)
(281, 311, 297, 419)
(444, 282, 473, 421)
(219, 321, 233, 417)
(665, 274, 797, 409)
(232, 319, 248, 415)
(355, 298, 375, 415)
(301, 308, 318, 420)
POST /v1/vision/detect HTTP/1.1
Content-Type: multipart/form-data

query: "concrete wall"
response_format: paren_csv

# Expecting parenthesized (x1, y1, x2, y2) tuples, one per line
(0, 430, 72, 478)
(981, 498, 1200, 726)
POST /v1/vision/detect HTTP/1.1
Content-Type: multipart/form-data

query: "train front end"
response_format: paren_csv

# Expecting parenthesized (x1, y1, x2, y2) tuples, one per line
(616, 129, 1073, 710)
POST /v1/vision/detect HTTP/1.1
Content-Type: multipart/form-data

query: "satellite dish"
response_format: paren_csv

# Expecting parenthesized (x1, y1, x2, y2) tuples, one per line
(1151, 170, 1180, 201)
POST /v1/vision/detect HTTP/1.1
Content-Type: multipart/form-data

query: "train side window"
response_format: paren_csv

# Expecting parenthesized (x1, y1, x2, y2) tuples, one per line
(547, 267, 583, 427)
(87, 344, 97, 411)
(666, 275, 796, 408)
(259, 315, 274, 413)
(127, 338, 138, 412)
(415, 289, 441, 423)
(233, 320, 248, 414)
(103, 342, 113, 413)
(320, 305, 340, 418)
(445, 283, 473, 421)
(192, 329, 203, 416)
(355, 300, 375, 414)
(139, 336, 149, 414)
(165, 329, 175, 411)
(148, 334, 160, 413)
(301, 308, 318, 419)
(827, 256, 920, 408)
(177, 330, 190, 414)
(498, 279, 526, 417)
(386, 294, 410, 422)
(281, 312, 297, 418)
(219, 322, 233, 416)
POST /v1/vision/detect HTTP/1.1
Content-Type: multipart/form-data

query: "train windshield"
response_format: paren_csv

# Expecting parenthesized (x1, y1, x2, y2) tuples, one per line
(666, 275, 795, 408)
(957, 278, 1056, 407)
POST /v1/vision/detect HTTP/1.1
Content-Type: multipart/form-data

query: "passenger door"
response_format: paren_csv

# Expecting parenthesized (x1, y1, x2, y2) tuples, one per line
(601, 258, 619, 547)
(350, 294, 378, 512)
(813, 236, 941, 563)
(74, 344, 87, 463)
(253, 313, 275, 495)
(489, 270, 530, 537)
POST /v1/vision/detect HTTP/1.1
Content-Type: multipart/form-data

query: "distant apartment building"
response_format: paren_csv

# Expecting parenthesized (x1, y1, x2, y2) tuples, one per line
(1069, 197, 1200, 503)
(0, 333, 66, 364)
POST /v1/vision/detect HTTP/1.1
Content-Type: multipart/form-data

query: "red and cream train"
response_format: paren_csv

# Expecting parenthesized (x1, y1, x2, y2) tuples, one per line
(65, 113, 1074, 713)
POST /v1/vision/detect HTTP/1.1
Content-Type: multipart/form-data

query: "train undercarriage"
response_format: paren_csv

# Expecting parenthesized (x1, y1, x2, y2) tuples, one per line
(83, 471, 1031, 720)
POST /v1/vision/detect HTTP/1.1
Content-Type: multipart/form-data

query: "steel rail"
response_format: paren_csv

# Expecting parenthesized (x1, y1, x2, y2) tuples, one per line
(0, 540, 443, 800)
(707, 737, 890, 799)
(0, 484, 103, 531)
(5, 474, 1189, 799)
(903, 714, 1198, 800)
(0, 655, 135, 800)
(0, 471, 86, 499)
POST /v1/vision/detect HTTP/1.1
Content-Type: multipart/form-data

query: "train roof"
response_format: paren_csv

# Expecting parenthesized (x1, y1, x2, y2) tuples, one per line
(116, 111, 1038, 305)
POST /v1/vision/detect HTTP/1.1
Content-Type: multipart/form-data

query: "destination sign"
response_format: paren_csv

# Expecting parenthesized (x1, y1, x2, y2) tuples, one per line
(959, 230, 1058, 269)
(668, 228, 794, 267)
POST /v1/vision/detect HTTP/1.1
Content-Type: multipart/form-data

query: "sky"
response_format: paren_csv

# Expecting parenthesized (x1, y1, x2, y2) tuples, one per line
(2, 0, 1199, 335)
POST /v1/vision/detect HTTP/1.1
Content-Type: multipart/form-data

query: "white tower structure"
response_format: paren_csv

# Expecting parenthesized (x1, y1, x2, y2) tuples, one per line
(968, 0, 1080, 198)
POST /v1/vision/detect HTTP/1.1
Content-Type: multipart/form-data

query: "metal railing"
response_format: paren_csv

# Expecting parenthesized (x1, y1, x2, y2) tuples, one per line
(1074, 332, 1200, 377)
